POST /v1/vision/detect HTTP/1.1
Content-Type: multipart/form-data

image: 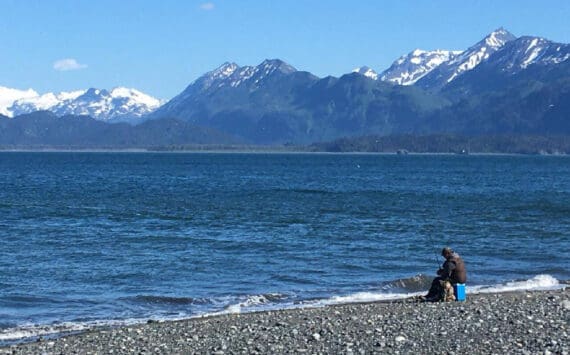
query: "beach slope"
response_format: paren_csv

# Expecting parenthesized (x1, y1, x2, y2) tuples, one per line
(2, 288, 568, 354)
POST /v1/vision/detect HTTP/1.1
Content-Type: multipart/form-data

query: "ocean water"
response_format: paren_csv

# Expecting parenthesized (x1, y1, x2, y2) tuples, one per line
(0, 152, 568, 343)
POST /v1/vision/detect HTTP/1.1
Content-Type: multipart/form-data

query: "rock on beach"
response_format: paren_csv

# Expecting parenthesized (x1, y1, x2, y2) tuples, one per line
(1, 288, 568, 354)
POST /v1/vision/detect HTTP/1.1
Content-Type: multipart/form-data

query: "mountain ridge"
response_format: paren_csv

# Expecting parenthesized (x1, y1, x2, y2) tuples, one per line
(415, 28, 517, 89)
(2, 28, 569, 148)
(379, 49, 462, 85)
(1, 86, 161, 122)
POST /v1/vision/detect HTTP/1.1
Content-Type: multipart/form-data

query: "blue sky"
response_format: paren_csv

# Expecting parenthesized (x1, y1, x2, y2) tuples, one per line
(1, 0, 569, 99)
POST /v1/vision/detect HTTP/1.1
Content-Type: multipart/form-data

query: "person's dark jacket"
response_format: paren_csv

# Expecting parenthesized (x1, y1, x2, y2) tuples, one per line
(438, 252, 467, 284)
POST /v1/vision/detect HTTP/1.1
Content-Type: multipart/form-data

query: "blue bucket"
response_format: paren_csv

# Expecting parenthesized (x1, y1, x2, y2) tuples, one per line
(454, 283, 466, 301)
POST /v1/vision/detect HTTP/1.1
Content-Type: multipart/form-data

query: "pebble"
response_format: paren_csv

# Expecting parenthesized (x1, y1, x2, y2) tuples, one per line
(1, 289, 568, 354)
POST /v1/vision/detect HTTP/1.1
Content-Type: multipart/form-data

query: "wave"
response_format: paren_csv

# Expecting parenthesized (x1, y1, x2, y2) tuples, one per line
(380, 274, 433, 292)
(0, 292, 289, 345)
(468, 274, 561, 294)
(0, 319, 139, 345)
(131, 295, 210, 305)
(307, 274, 564, 308)
(0, 275, 564, 345)
(215, 293, 291, 315)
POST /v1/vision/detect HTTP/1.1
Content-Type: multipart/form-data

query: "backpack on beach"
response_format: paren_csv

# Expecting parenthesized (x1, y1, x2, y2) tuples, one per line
(439, 280, 456, 302)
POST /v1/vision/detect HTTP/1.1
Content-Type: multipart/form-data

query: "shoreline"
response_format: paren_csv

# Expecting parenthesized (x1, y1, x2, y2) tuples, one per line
(0, 149, 568, 157)
(2, 288, 568, 354)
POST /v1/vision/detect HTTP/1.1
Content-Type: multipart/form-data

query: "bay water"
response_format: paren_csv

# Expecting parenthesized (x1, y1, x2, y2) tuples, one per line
(0, 152, 568, 343)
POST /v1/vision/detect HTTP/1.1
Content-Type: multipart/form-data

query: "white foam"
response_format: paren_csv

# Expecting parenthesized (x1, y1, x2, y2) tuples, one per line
(1, 275, 564, 344)
(316, 291, 423, 306)
(211, 293, 288, 316)
(468, 274, 562, 294)
(314, 274, 564, 308)
(0, 318, 139, 343)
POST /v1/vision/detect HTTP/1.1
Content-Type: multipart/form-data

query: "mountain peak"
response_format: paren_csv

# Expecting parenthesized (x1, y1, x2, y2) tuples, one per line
(479, 35, 570, 73)
(259, 59, 297, 74)
(83, 88, 109, 97)
(210, 62, 240, 78)
(381, 49, 461, 85)
(109, 87, 162, 106)
(484, 27, 517, 48)
(415, 28, 517, 88)
(352, 66, 378, 80)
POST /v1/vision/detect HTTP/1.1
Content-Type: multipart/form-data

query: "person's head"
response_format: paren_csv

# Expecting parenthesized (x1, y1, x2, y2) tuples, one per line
(441, 247, 453, 259)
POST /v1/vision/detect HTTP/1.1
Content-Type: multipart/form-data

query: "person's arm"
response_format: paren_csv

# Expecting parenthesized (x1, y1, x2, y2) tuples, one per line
(439, 260, 456, 279)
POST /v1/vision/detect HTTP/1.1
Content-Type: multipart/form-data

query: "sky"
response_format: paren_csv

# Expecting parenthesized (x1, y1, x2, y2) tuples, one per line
(1, 0, 569, 100)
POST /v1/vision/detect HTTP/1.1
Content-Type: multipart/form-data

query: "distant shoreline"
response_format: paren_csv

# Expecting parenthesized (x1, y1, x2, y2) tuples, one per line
(0, 147, 568, 156)
(2, 133, 570, 155)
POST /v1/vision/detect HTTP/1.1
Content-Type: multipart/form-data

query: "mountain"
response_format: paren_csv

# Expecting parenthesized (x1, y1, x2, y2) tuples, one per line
(0, 86, 38, 116)
(151, 59, 321, 141)
(150, 28, 570, 144)
(292, 73, 449, 140)
(5, 87, 161, 122)
(177, 59, 297, 94)
(0, 111, 239, 148)
(151, 59, 449, 144)
(352, 29, 516, 89)
(416, 28, 517, 90)
(442, 36, 570, 98)
(429, 37, 570, 135)
(2, 28, 569, 148)
(352, 66, 379, 80)
(475, 36, 570, 74)
(380, 49, 461, 85)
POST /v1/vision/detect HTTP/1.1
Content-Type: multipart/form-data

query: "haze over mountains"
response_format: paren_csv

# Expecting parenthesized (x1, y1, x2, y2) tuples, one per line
(1, 28, 569, 149)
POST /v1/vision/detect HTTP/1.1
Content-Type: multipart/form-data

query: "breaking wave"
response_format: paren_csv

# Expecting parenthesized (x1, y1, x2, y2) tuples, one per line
(469, 274, 561, 294)
(380, 274, 433, 292)
(0, 275, 564, 346)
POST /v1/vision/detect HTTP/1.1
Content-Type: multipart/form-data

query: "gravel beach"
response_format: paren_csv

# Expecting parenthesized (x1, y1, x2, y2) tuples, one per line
(2, 288, 568, 354)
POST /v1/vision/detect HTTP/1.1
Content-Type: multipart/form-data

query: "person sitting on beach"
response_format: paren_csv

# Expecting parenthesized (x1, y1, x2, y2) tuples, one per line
(421, 247, 467, 302)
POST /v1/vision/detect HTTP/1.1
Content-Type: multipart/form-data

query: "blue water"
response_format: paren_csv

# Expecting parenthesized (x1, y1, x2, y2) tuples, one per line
(0, 152, 569, 342)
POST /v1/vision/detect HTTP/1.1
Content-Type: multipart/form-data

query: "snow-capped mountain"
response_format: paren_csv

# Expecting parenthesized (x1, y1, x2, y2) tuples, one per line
(380, 49, 462, 85)
(7, 87, 161, 122)
(416, 28, 516, 89)
(0, 86, 39, 116)
(194, 59, 297, 92)
(155, 59, 301, 119)
(9, 90, 85, 115)
(481, 36, 570, 74)
(352, 66, 379, 80)
(351, 29, 516, 88)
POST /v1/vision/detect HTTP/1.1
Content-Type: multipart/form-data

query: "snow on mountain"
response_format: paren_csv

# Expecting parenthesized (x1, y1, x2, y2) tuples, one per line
(352, 66, 379, 80)
(8, 87, 161, 122)
(196, 59, 298, 91)
(446, 28, 516, 81)
(380, 49, 462, 85)
(248, 59, 297, 83)
(191, 62, 240, 91)
(151, 59, 305, 121)
(416, 28, 517, 88)
(0, 86, 39, 116)
(164, 59, 299, 112)
(10, 90, 85, 115)
(482, 36, 570, 73)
